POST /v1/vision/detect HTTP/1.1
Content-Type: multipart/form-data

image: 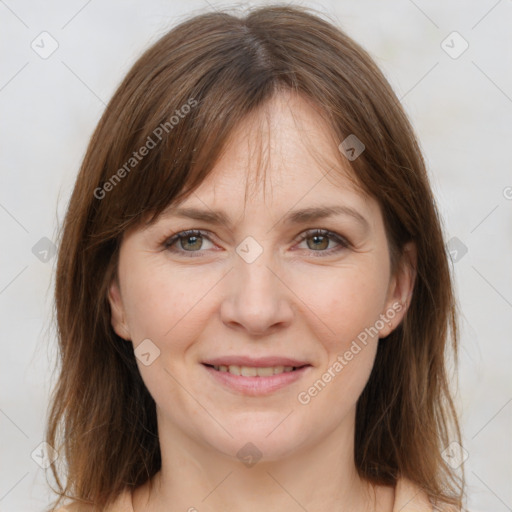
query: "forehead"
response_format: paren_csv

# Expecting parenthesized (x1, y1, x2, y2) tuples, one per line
(186, 90, 368, 210)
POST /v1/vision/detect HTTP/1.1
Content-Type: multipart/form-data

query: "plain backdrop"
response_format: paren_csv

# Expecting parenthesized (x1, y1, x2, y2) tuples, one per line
(1, 1, 511, 510)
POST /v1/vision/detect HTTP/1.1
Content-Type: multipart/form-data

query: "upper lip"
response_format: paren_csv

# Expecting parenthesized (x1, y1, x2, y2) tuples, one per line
(202, 356, 311, 368)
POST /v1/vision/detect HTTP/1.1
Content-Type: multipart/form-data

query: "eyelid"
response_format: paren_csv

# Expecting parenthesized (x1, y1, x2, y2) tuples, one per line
(293, 228, 348, 243)
(163, 229, 216, 252)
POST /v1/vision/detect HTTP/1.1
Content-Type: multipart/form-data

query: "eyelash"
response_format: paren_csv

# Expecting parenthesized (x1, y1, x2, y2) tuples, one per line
(162, 228, 350, 257)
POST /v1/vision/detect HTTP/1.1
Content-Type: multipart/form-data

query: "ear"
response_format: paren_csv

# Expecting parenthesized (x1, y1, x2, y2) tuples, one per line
(378, 241, 417, 339)
(108, 277, 131, 340)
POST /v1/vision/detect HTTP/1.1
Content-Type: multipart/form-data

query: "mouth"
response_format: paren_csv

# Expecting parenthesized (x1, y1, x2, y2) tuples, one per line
(204, 363, 309, 376)
(201, 363, 312, 396)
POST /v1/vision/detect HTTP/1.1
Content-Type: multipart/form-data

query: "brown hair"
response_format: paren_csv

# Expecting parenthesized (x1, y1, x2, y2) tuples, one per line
(46, 4, 463, 510)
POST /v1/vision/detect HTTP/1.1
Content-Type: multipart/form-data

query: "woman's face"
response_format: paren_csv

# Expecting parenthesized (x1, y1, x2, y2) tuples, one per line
(109, 91, 415, 462)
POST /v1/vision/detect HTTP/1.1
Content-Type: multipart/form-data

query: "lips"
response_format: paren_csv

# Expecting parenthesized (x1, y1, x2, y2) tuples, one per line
(210, 364, 297, 377)
(201, 355, 312, 396)
(202, 356, 311, 377)
(202, 356, 310, 368)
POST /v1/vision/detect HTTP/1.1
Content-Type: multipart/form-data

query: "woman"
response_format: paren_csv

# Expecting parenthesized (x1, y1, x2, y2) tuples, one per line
(46, 5, 464, 511)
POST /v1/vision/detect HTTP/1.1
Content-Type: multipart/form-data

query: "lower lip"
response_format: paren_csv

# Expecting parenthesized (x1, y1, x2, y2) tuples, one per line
(202, 364, 311, 396)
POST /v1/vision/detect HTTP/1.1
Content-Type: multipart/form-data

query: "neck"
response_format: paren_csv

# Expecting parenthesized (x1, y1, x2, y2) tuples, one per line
(133, 406, 386, 512)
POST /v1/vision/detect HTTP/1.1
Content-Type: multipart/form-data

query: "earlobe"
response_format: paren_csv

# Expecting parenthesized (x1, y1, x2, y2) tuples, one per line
(379, 242, 417, 339)
(108, 278, 131, 340)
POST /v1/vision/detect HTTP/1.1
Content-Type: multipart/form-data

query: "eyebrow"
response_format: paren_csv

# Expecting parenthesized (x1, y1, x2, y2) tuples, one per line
(164, 205, 370, 231)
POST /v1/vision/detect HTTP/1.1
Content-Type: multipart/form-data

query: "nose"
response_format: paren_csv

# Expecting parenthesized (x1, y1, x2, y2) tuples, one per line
(220, 250, 294, 336)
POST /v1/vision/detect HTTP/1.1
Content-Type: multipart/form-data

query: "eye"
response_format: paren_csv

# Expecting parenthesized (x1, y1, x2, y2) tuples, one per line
(162, 228, 350, 257)
(294, 229, 349, 255)
(163, 229, 215, 255)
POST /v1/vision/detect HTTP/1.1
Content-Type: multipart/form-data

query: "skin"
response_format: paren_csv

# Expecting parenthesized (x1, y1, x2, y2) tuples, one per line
(108, 90, 416, 512)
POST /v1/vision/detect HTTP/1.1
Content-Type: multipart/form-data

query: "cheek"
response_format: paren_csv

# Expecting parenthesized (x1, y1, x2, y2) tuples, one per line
(119, 264, 216, 400)
(294, 268, 384, 417)
(293, 263, 388, 349)
(120, 262, 218, 349)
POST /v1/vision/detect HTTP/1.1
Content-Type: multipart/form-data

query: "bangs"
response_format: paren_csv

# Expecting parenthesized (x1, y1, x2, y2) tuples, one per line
(93, 12, 370, 242)
(97, 17, 278, 236)
(140, 86, 368, 229)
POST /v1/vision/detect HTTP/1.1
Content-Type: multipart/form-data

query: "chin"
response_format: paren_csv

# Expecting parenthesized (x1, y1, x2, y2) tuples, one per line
(206, 416, 310, 462)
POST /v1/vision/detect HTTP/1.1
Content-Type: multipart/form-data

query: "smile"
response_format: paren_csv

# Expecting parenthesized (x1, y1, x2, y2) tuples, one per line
(210, 364, 303, 376)
(202, 363, 312, 396)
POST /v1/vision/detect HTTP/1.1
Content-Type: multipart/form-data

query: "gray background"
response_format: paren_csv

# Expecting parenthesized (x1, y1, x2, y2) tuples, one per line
(1, 0, 511, 510)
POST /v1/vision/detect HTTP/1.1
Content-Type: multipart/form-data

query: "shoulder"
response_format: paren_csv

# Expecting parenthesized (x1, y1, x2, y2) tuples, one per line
(393, 478, 461, 512)
(54, 488, 133, 512)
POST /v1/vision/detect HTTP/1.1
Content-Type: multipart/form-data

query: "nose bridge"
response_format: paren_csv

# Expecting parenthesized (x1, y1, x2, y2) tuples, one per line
(238, 246, 276, 297)
(220, 237, 293, 334)
(235, 239, 280, 308)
